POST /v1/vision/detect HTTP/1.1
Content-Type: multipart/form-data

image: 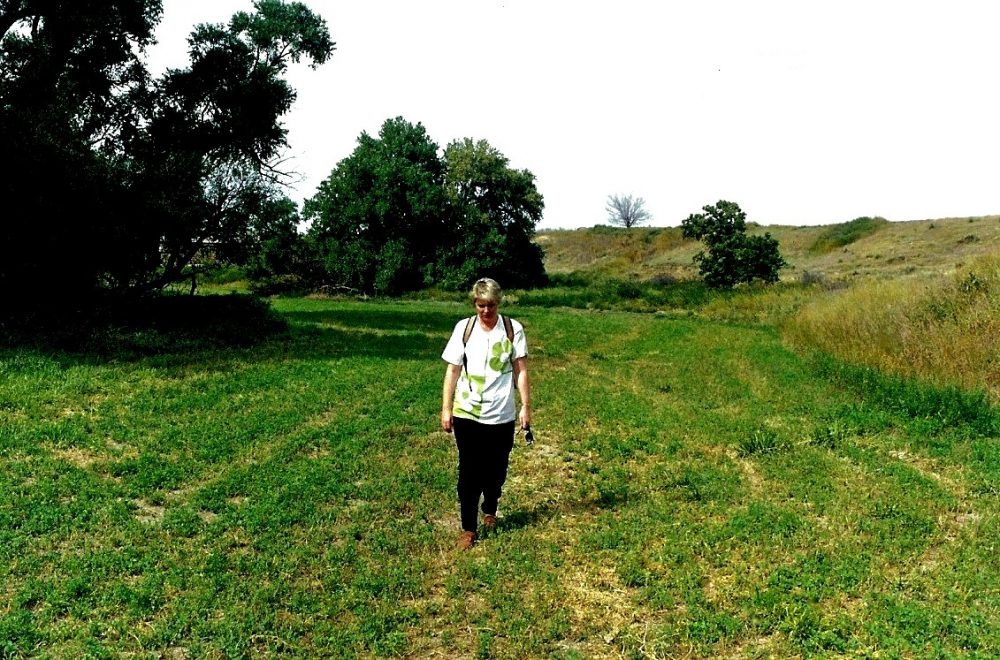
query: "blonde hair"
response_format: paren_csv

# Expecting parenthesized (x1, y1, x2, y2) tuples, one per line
(470, 277, 502, 304)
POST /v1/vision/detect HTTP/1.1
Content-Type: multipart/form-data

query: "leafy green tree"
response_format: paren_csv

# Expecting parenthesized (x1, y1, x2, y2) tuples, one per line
(441, 138, 547, 289)
(228, 194, 321, 294)
(304, 129, 547, 294)
(0, 0, 333, 308)
(304, 117, 449, 295)
(127, 0, 333, 291)
(681, 200, 785, 288)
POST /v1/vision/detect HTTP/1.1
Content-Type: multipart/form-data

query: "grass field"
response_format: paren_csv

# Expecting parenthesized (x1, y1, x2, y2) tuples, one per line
(2, 296, 998, 657)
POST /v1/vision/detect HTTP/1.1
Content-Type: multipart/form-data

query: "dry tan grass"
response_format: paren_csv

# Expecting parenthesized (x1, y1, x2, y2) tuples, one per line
(132, 498, 166, 524)
(784, 253, 1000, 401)
(539, 214, 1000, 284)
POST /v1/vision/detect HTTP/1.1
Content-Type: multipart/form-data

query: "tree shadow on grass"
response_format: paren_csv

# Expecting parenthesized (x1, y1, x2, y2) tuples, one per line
(0, 295, 464, 367)
(282, 307, 465, 335)
(274, 324, 446, 361)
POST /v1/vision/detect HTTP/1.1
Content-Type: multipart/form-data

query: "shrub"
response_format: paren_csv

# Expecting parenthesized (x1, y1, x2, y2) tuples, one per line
(682, 200, 785, 288)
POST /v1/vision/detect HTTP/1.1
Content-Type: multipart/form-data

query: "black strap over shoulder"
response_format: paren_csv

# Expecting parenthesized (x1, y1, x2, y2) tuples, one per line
(462, 315, 476, 346)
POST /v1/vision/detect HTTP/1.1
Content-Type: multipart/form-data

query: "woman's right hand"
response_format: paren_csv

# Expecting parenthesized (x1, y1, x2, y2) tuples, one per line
(441, 410, 454, 433)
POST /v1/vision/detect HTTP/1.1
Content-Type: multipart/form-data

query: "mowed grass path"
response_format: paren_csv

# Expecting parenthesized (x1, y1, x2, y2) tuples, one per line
(2, 298, 998, 657)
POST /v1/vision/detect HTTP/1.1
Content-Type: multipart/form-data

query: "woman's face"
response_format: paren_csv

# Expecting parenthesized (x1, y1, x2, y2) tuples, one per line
(474, 298, 498, 324)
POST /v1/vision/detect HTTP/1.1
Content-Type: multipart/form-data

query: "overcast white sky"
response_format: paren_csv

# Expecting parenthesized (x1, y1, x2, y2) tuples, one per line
(148, 1, 1000, 229)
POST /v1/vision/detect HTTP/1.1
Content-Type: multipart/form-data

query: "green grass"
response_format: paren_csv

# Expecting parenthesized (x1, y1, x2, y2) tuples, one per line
(808, 216, 889, 253)
(2, 297, 998, 657)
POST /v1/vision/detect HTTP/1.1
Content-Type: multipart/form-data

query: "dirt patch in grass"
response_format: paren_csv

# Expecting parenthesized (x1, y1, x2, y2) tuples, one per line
(132, 498, 165, 524)
(48, 446, 102, 469)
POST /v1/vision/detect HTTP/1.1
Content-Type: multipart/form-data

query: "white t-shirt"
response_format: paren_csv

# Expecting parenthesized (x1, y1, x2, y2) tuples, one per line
(442, 315, 528, 424)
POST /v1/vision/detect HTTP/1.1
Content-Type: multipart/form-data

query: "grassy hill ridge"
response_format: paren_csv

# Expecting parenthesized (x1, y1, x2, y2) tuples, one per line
(537, 214, 1000, 284)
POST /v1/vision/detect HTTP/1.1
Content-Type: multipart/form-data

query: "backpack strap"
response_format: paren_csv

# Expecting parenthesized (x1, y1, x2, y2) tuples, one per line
(502, 315, 514, 343)
(462, 315, 476, 346)
(461, 316, 476, 384)
(464, 315, 514, 346)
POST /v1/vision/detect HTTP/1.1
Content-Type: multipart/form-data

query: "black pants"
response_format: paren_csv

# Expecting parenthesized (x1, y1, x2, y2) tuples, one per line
(453, 417, 515, 533)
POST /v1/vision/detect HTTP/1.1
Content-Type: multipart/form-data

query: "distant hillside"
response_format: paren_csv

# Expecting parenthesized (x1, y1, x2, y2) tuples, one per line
(536, 214, 1000, 283)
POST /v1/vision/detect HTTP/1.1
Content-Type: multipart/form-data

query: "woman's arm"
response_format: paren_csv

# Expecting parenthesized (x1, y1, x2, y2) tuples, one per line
(441, 363, 462, 432)
(512, 356, 531, 429)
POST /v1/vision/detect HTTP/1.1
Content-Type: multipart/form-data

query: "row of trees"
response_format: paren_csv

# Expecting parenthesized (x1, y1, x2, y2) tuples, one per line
(0, 0, 781, 313)
(0, 0, 547, 305)
(236, 118, 549, 296)
(249, 191, 784, 294)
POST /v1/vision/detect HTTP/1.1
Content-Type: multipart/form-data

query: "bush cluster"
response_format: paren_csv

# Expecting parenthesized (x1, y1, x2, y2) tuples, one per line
(809, 216, 889, 253)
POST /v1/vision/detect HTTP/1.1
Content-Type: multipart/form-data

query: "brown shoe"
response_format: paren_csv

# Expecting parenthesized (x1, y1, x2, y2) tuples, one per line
(457, 531, 477, 550)
(482, 514, 497, 529)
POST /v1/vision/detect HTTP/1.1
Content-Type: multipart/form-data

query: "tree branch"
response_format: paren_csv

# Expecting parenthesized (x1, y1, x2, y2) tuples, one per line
(0, 3, 32, 42)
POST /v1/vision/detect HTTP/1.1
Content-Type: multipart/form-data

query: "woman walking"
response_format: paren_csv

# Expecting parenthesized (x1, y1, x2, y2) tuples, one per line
(441, 278, 531, 550)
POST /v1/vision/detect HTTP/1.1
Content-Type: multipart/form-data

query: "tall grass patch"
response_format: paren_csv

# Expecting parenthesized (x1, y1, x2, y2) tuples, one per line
(807, 216, 889, 253)
(785, 254, 1000, 403)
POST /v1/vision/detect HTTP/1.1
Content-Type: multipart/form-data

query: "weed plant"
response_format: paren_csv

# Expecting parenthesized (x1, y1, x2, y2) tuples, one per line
(2, 297, 998, 656)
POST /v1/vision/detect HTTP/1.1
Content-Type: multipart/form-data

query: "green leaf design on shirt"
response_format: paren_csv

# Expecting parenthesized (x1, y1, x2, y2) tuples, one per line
(455, 373, 486, 418)
(488, 338, 513, 373)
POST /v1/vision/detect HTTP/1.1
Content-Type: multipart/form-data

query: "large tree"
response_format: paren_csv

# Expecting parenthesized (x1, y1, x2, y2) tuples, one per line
(305, 117, 449, 295)
(681, 200, 785, 288)
(0, 0, 163, 305)
(129, 0, 332, 291)
(0, 0, 333, 307)
(441, 138, 546, 289)
(305, 127, 547, 294)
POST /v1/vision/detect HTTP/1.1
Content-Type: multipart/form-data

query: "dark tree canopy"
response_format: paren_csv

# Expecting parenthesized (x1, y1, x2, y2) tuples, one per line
(0, 0, 164, 305)
(681, 200, 785, 288)
(132, 0, 332, 291)
(0, 0, 333, 310)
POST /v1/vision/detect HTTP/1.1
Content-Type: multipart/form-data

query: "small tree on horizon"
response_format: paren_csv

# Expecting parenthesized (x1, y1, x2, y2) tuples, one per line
(605, 193, 652, 228)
